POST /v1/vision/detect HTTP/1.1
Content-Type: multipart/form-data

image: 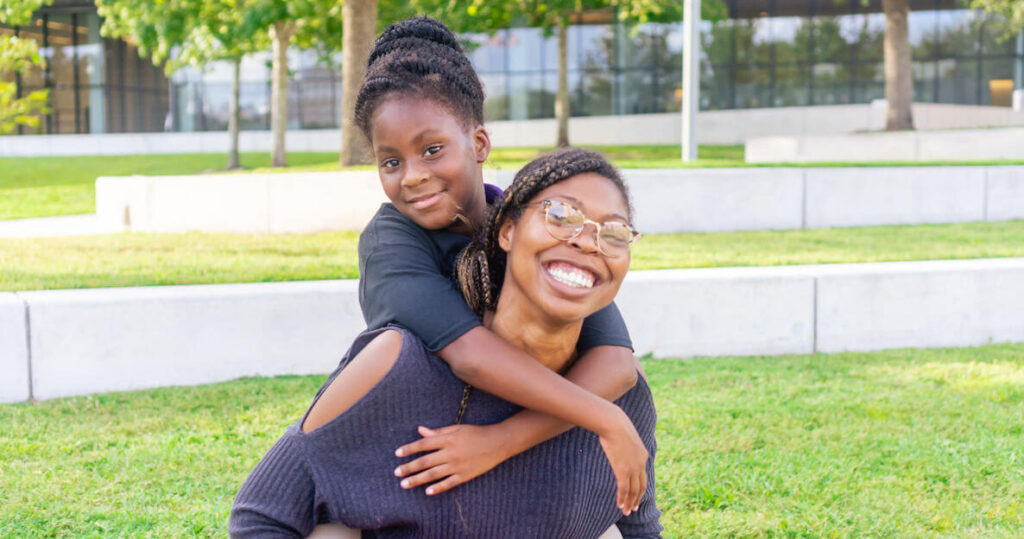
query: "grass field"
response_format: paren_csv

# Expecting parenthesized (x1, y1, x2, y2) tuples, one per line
(5, 145, 1024, 220)
(2, 343, 1022, 537)
(2, 220, 1023, 292)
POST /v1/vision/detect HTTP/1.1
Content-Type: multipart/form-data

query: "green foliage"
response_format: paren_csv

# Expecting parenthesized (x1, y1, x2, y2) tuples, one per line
(965, 0, 1024, 37)
(0, 0, 51, 133)
(96, 0, 267, 72)
(0, 0, 49, 26)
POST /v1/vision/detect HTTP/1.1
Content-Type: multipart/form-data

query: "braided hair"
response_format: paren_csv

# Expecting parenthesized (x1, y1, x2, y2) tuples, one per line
(355, 17, 485, 141)
(456, 147, 633, 316)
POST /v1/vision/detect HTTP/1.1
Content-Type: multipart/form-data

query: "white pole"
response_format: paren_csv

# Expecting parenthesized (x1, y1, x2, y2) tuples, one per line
(681, 0, 700, 161)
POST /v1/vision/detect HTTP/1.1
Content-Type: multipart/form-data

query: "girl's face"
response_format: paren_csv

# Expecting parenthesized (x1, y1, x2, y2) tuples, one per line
(498, 173, 632, 325)
(369, 95, 491, 234)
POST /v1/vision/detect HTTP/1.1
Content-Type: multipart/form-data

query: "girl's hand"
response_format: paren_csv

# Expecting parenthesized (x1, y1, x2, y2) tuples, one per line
(598, 411, 648, 516)
(393, 424, 508, 495)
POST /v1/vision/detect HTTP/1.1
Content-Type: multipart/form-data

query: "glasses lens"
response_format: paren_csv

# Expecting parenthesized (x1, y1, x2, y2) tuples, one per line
(545, 201, 584, 240)
(598, 222, 634, 256)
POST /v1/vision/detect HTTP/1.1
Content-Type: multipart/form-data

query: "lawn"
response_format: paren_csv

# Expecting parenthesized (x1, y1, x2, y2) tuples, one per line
(1, 343, 1021, 537)
(1, 220, 1022, 292)
(5, 145, 1024, 220)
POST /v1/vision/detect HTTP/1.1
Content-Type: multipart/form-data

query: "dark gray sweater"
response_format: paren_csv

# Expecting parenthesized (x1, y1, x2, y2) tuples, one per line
(230, 327, 662, 538)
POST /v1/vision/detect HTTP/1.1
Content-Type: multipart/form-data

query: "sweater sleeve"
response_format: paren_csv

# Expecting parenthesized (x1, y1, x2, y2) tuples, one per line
(230, 433, 316, 539)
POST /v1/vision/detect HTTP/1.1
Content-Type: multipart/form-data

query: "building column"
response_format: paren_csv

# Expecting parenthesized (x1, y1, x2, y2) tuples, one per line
(85, 13, 105, 134)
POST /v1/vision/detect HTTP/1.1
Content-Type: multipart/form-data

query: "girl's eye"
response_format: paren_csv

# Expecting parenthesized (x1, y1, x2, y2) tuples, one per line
(381, 158, 399, 169)
(425, 145, 442, 156)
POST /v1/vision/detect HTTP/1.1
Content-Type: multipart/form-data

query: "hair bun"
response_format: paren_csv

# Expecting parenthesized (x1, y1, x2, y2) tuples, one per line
(368, 16, 462, 68)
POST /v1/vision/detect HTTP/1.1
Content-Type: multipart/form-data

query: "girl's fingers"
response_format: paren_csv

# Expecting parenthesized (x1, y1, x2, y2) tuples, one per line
(395, 434, 446, 457)
(394, 451, 443, 478)
(629, 471, 640, 515)
(424, 474, 463, 496)
(400, 464, 450, 490)
(635, 471, 646, 512)
(615, 473, 628, 514)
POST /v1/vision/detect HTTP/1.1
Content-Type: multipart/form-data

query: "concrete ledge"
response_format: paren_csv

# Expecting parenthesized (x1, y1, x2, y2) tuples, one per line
(815, 258, 1024, 352)
(95, 165, 1024, 235)
(0, 294, 30, 403)
(18, 281, 365, 401)
(804, 167, 987, 228)
(746, 127, 1024, 163)
(4, 258, 1024, 402)
(616, 268, 815, 358)
(987, 167, 1024, 221)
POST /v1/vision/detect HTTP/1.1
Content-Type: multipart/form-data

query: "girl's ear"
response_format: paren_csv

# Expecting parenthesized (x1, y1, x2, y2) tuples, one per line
(498, 218, 514, 253)
(473, 125, 491, 164)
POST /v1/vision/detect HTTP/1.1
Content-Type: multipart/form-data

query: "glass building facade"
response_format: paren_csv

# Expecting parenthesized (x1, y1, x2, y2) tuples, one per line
(5, 0, 1023, 134)
(1, 0, 170, 134)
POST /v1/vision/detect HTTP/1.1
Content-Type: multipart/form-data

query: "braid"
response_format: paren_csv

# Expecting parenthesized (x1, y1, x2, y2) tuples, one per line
(355, 17, 485, 141)
(456, 148, 633, 316)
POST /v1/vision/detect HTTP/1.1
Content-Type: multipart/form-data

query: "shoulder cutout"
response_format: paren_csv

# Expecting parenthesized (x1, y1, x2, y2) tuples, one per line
(301, 329, 404, 434)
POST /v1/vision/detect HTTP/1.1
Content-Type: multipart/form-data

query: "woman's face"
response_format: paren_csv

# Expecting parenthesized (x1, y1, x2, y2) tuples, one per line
(499, 172, 632, 325)
(369, 95, 490, 234)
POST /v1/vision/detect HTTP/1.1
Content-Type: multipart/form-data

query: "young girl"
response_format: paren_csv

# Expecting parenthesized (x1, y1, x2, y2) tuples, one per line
(353, 17, 646, 513)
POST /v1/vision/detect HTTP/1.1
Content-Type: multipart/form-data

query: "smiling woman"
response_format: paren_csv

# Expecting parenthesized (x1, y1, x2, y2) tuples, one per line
(229, 148, 662, 538)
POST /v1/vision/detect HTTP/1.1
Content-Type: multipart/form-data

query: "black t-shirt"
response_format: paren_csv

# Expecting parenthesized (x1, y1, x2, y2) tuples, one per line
(358, 203, 633, 353)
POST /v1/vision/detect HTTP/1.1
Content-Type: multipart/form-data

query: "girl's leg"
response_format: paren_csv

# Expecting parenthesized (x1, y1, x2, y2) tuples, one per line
(598, 524, 624, 539)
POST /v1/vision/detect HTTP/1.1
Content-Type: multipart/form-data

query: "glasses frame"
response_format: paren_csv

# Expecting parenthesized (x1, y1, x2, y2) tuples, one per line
(529, 199, 642, 259)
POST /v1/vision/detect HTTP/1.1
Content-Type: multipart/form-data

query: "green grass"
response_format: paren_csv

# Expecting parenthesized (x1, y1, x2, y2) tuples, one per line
(1, 220, 1022, 292)
(5, 145, 1024, 220)
(2, 343, 1022, 537)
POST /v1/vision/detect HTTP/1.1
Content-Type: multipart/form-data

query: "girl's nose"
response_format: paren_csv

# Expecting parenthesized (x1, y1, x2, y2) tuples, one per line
(401, 163, 430, 188)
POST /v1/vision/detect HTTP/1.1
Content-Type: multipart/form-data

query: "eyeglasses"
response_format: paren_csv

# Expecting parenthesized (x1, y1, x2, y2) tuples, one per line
(530, 199, 641, 258)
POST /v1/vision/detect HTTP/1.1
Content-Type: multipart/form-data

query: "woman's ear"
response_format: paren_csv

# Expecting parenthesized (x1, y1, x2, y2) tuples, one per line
(498, 219, 514, 253)
(473, 125, 491, 164)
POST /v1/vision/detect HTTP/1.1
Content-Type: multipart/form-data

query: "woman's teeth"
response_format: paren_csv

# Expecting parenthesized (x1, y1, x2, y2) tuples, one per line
(546, 264, 595, 289)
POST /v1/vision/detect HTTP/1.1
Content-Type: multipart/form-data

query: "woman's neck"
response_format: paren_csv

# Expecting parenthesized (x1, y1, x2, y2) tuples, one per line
(484, 298, 582, 373)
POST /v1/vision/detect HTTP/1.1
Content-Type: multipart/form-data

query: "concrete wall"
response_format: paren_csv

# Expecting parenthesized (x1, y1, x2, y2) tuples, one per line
(95, 166, 1024, 235)
(0, 294, 29, 403)
(747, 127, 1024, 163)
(16, 281, 365, 401)
(4, 103, 1024, 157)
(3, 259, 1024, 403)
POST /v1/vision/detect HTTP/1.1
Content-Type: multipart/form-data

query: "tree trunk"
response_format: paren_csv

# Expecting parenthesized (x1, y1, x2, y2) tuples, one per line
(555, 17, 570, 148)
(883, 0, 914, 130)
(270, 21, 295, 167)
(227, 58, 241, 170)
(340, 0, 377, 167)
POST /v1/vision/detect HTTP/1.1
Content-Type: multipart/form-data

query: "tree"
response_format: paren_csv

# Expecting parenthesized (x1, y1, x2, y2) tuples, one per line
(97, 0, 267, 169)
(339, 0, 377, 166)
(0, 0, 51, 134)
(883, 0, 913, 130)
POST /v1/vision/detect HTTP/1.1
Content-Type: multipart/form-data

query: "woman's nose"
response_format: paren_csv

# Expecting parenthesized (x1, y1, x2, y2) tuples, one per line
(568, 223, 600, 254)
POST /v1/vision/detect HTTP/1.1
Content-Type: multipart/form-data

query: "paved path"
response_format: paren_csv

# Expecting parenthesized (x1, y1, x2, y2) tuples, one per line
(0, 214, 119, 238)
